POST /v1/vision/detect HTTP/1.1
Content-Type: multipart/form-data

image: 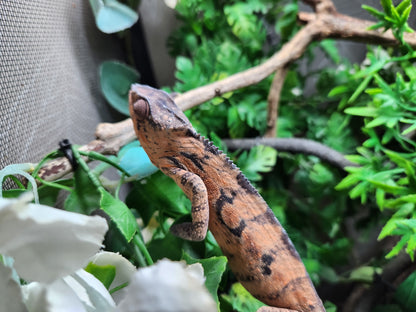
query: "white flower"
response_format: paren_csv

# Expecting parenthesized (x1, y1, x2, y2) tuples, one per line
(89, 251, 137, 304)
(0, 261, 27, 312)
(118, 259, 217, 312)
(22, 269, 116, 312)
(0, 195, 108, 283)
(164, 0, 177, 9)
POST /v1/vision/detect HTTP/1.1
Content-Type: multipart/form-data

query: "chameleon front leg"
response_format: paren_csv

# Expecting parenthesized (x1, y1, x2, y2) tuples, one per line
(161, 166, 209, 241)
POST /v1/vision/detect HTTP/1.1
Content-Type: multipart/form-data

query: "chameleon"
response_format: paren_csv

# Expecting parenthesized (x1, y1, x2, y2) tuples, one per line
(129, 84, 326, 312)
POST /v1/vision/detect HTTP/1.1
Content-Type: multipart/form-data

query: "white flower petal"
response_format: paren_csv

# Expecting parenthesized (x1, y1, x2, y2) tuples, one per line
(22, 280, 85, 312)
(22, 270, 116, 312)
(163, 0, 177, 9)
(66, 270, 116, 312)
(118, 259, 216, 312)
(0, 261, 27, 312)
(89, 251, 136, 303)
(0, 197, 108, 283)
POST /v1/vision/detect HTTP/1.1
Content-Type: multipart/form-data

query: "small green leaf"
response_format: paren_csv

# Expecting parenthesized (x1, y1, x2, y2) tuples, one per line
(385, 234, 410, 259)
(349, 266, 382, 283)
(237, 145, 278, 182)
(100, 61, 140, 116)
(348, 75, 373, 103)
(84, 262, 116, 289)
(328, 85, 349, 97)
(221, 283, 265, 312)
(64, 168, 101, 214)
(406, 235, 416, 261)
(344, 106, 377, 117)
(379, 219, 398, 240)
(89, 0, 138, 34)
(394, 271, 416, 311)
(99, 188, 137, 242)
(335, 174, 360, 190)
(320, 40, 340, 64)
(147, 233, 184, 261)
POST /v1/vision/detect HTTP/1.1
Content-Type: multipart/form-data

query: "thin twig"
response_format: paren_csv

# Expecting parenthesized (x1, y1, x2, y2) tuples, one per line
(222, 137, 356, 170)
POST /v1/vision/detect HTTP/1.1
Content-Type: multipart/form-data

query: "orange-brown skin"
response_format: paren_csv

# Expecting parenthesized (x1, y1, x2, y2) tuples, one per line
(129, 84, 326, 312)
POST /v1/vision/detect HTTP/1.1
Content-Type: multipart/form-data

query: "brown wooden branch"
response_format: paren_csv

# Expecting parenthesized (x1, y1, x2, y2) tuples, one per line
(264, 66, 289, 138)
(298, 11, 416, 46)
(37, 0, 416, 180)
(38, 119, 135, 181)
(222, 137, 356, 170)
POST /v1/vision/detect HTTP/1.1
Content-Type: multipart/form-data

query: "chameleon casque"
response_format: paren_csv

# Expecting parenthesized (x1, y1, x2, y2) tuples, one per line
(129, 84, 326, 312)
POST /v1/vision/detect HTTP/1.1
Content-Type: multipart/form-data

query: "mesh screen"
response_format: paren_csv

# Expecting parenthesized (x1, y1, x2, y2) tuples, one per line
(0, 0, 124, 169)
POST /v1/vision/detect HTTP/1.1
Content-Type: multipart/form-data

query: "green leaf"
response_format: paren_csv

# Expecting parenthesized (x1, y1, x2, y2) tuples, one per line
(99, 188, 137, 242)
(100, 61, 140, 116)
(224, 3, 266, 52)
(362, 5, 385, 19)
(84, 262, 116, 289)
(64, 168, 101, 214)
(182, 253, 227, 307)
(335, 174, 360, 190)
(126, 172, 190, 226)
(344, 106, 377, 117)
(320, 40, 340, 64)
(349, 266, 382, 283)
(348, 75, 373, 103)
(89, 0, 138, 34)
(379, 219, 399, 240)
(381, 0, 393, 17)
(147, 233, 184, 261)
(237, 145, 278, 182)
(385, 234, 410, 259)
(328, 85, 349, 97)
(394, 271, 416, 311)
(221, 283, 265, 312)
(406, 234, 416, 261)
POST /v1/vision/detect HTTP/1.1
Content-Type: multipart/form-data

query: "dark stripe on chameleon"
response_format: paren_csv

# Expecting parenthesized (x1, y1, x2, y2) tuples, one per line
(254, 276, 312, 303)
(236, 172, 259, 195)
(180, 152, 205, 171)
(260, 254, 274, 276)
(229, 220, 247, 237)
(215, 189, 246, 237)
(249, 209, 279, 226)
(215, 189, 235, 213)
(163, 156, 186, 170)
(234, 272, 258, 282)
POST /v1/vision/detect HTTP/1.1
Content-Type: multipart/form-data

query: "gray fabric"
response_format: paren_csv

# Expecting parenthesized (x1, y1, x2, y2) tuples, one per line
(0, 0, 124, 169)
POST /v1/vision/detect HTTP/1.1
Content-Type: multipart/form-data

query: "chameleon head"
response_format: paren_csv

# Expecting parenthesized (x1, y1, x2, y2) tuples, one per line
(129, 84, 191, 133)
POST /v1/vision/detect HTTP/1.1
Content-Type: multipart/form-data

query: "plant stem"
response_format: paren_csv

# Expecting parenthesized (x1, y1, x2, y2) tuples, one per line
(133, 234, 153, 266)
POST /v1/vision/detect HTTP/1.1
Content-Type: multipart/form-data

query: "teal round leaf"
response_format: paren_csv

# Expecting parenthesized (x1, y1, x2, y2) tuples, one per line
(100, 61, 140, 116)
(119, 141, 158, 178)
(89, 0, 138, 34)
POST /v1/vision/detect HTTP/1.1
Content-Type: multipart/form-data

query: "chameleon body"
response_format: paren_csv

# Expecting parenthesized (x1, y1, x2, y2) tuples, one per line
(129, 84, 326, 312)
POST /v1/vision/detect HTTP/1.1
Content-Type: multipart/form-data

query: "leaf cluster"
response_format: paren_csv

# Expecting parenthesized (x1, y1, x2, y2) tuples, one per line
(363, 0, 413, 47)
(335, 44, 416, 260)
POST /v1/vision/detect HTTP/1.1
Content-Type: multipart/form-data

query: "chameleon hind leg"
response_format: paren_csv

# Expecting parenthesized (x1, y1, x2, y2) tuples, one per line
(161, 166, 209, 241)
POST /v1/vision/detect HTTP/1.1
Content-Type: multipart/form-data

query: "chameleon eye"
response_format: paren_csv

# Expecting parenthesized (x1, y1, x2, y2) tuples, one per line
(132, 99, 150, 120)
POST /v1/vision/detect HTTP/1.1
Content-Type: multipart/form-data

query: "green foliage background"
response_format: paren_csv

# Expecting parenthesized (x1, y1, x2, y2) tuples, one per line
(3, 0, 416, 311)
